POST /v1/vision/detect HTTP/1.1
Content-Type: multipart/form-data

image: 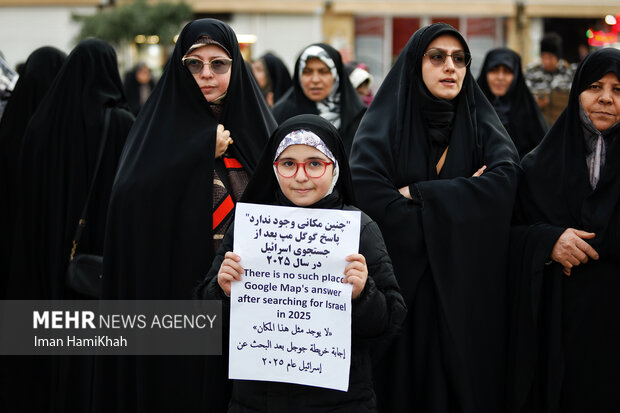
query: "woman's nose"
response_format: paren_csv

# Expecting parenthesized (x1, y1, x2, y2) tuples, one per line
(599, 87, 612, 104)
(200, 64, 214, 78)
(294, 165, 309, 181)
(443, 56, 456, 71)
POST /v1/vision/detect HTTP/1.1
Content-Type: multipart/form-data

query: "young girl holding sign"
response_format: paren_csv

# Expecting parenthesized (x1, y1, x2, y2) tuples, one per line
(197, 114, 406, 412)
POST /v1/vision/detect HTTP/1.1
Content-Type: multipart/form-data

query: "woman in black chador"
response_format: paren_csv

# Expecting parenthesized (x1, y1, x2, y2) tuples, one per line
(251, 52, 292, 107)
(3, 38, 134, 413)
(509, 47, 620, 413)
(0, 46, 66, 297)
(272, 43, 365, 154)
(99, 18, 276, 413)
(0, 45, 66, 413)
(197, 114, 406, 412)
(477, 48, 548, 158)
(9, 39, 134, 299)
(123, 61, 156, 115)
(350, 23, 520, 413)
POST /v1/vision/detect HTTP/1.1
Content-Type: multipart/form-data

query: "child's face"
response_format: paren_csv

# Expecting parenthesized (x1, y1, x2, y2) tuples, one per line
(275, 144, 334, 206)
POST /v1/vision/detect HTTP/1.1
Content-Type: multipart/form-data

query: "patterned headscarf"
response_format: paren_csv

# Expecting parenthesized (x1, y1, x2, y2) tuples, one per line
(298, 45, 341, 128)
(273, 128, 340, 196)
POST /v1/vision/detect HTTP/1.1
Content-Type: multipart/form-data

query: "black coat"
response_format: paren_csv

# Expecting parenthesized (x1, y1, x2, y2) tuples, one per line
(197, 114, 406, 413)
(508, 47, 620, 413)
(350, 23, 520, 413)
(201, 208, 405, 413)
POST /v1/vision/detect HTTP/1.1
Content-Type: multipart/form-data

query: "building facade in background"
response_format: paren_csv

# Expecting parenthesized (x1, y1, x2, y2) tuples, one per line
(0, 0, 618, 90)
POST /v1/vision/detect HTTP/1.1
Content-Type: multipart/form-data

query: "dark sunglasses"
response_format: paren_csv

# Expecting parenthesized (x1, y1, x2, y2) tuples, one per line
(423, 49, 471, 68)
(181, 57, 232, 75)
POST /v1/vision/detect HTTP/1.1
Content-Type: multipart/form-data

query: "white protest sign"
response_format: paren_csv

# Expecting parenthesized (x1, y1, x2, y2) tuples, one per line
(229, 202, 361, 391)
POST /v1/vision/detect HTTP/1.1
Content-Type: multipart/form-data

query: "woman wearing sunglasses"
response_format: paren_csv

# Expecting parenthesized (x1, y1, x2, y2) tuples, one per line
(99, 18, 276, 412)
(350, 23, 520, 413)
(272, 43, 366, 155)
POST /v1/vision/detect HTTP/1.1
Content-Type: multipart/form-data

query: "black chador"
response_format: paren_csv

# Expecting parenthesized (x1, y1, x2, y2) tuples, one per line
(477, 48, 548, 158)
(97, 18, 276, 413)
(8, 40, 134, 299)
(350, 23, 520, 413)
(0, 46, 66, 298)
(258, 52, 292, 105)
(2, 39, 134, 413)
(509, 47, 620, 413)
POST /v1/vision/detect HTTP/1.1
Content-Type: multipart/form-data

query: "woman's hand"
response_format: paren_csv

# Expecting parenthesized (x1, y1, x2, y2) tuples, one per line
(472, 165, 487, 177)
(218, 251, 243, 296)
(343, 254, 368, 299)
(215, 124, 233, 158)
(398, 186, 412, 199)
(551, 228, 599, 276)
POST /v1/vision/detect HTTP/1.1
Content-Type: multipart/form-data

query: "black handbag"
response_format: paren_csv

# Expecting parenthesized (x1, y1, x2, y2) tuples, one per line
(65, 108, 111, 298)
(66, 253, 103, 298)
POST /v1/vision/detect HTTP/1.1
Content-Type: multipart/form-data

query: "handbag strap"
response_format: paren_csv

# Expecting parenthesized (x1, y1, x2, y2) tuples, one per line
(69, 107, 112, 261)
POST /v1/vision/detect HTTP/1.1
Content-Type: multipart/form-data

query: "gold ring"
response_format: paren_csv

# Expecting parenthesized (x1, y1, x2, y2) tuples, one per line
(227, 138, 234, 145)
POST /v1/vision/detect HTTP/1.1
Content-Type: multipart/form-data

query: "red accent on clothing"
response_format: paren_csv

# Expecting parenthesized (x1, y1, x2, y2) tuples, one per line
(223, 157, 243, 169)
(213, 195, 234, 230)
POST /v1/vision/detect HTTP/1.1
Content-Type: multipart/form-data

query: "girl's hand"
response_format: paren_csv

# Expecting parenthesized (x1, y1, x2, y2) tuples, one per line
(343, 254, 368, 299)
(218, 251, 243, 296)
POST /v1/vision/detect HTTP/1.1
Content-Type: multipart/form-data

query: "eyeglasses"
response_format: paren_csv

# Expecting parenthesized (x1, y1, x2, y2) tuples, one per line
(181, 57, 232, 75)
(273, 159, 333, 178)
(423, 49, 471, 68)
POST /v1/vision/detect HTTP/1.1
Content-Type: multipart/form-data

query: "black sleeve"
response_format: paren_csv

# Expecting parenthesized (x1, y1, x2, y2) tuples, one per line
(194, 223, 235, 301)
(352, 214, 407, 338)
(506, 221, 565, 411)
(407, 183, 424, 207)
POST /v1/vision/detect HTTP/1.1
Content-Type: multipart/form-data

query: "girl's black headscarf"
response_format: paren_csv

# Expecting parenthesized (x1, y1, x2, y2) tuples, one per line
(259, 52, 292, 104)
(350, 23, 520, 412)
(0, 46, 66, 296)
(242, 113, 355, 209)
(272, 43, 365, 154)
(477, 48, 548, 158)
